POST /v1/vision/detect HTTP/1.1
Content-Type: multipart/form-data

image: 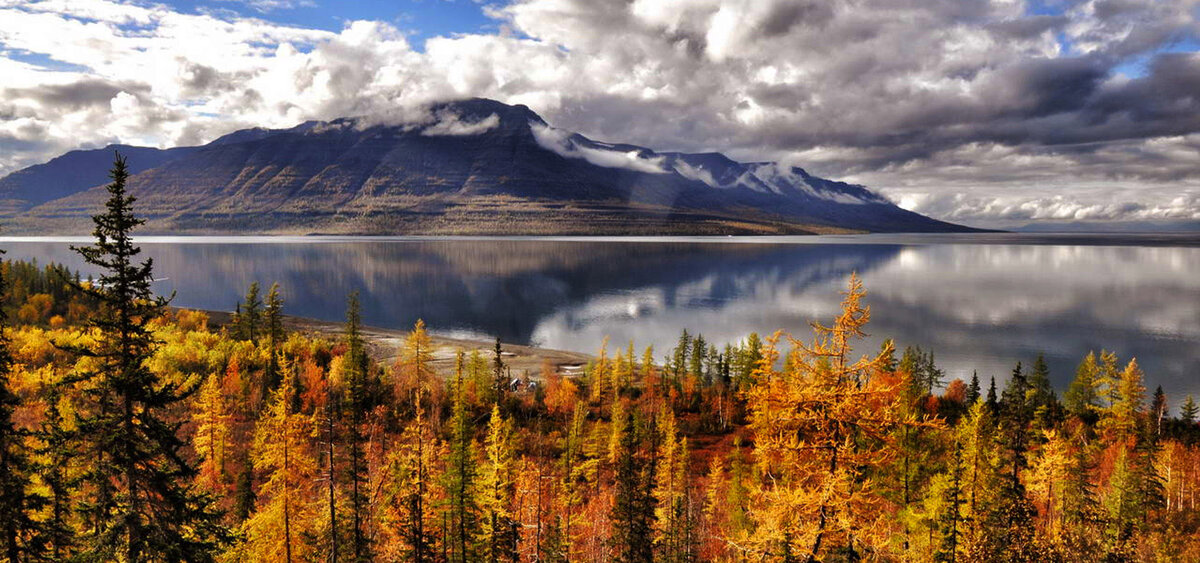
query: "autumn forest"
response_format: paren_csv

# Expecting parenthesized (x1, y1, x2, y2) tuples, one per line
(4, 158, 1200, 563)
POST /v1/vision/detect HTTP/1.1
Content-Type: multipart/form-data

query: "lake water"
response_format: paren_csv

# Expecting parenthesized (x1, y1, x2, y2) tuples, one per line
(3, 234, 1199, 404)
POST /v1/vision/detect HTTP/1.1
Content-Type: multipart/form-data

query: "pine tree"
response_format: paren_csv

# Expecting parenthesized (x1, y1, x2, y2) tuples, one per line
(67, 153, 227, 561)
(0, 244, 48, 562)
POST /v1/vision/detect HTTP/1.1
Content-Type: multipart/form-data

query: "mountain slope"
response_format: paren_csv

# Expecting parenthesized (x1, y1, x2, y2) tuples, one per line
(1, 98, 971, 235)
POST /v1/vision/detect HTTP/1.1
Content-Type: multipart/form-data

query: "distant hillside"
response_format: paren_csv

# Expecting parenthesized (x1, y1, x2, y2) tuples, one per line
(0, 98, 972, 235)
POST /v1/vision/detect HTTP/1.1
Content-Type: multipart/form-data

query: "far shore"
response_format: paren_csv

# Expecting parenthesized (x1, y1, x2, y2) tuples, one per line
(198, 308, 593, 381)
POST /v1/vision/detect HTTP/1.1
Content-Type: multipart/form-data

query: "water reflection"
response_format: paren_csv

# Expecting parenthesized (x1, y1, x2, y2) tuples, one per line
(4, 237, 1198, 402)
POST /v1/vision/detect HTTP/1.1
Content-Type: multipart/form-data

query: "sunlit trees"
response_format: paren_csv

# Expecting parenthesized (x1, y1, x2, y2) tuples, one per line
(0, 245, 47, 562)
(742, 273, 935, 560)
(66, 153, 227, 561)
(193, 372, 233, 495)
(442, 354, 478, 563)
(479, 404, 518, 562)
(243, 369, 317, 563)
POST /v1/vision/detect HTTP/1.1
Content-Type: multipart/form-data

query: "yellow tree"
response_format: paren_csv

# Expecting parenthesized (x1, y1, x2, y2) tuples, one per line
(193, 371, 233, 496)
(1027, 429, 1073, 542)
(479, 404, 517, 561)
(653, 411, 691, 562)
(742, 273, 935, 560)
(243, 369, 317, 563)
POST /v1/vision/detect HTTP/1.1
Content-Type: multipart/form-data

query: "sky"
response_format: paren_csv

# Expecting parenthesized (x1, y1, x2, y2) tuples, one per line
(1, 0, 1199, 229)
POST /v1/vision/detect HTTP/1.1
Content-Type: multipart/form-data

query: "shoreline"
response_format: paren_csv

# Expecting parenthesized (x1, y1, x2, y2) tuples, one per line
(200, 309, 593, 380)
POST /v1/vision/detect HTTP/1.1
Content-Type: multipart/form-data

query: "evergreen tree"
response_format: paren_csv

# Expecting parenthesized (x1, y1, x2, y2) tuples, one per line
(265, 282, 284, 347)
(239, 282, 262, 343)
(67, 153, 227, 561)
(0, 244, 48, 562)
(1151, 385, 1167, 437)
(341, 292, 373, 562)
(1181, 395, 1198, 425)
(38, 388, 76, 559)
(966, 371, 981, 405)
(998, 362, 1031, 484)
(609, 411, 656, 563)
(985, 376, 998, 415)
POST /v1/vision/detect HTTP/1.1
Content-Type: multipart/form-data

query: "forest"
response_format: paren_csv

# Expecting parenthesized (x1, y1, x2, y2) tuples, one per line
(3, 157, 1200, 563)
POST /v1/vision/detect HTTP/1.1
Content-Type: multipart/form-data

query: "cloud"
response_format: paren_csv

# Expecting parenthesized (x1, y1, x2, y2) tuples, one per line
(530, 122, 668, 174)
(1, 0, 1199, 225)
(421, 111, 500, 136)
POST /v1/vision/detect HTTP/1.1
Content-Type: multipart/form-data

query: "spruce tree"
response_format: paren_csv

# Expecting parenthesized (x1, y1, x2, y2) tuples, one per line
(1181, 395, 1198, 425)
(342, 292, 372, 562)
(265, 282, 284, 347)
(609, 411, 656, 563)
(0, 245, 48, 562)
(240, 282, 262, 343)
(966, 371, 981, 405)
(67, 153, 227, 561)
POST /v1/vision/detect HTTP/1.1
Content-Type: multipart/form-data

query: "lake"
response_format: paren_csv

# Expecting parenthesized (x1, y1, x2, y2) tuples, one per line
(3, 234, 1199, 404)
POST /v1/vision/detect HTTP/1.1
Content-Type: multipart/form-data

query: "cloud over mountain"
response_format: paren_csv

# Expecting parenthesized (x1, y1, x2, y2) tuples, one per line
(1, 0, 1198, 227)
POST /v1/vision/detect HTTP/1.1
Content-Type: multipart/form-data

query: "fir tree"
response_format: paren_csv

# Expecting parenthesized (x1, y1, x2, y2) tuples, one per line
(67, 153, 227, 561)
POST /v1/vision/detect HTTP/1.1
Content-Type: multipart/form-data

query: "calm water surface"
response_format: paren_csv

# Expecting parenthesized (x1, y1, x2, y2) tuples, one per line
(3, 234, 1198, 403)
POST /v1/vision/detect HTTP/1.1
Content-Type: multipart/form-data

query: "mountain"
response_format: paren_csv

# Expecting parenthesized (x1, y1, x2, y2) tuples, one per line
(0, 98, 971, 235)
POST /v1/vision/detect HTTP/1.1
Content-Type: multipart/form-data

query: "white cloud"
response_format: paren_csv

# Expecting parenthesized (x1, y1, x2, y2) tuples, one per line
(530, 121, 668, 174)
(421, 111, 500, 136)
(1, 0, 1199, 225)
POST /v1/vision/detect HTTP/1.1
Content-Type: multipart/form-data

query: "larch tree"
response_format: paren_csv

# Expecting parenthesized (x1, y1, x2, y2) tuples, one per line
(442, 352, 479, 563)
(66, 153, 227, 561)
(244, 366, 317, 563)
(193, 372, 234, 495)
(479, 404, 519, 562)
(742, 274, 933, 560)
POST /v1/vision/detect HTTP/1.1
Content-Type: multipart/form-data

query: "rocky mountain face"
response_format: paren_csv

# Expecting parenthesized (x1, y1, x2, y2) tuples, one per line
(0, 98, 970, 235)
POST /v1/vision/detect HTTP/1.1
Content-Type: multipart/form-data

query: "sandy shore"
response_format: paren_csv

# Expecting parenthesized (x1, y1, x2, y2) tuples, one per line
(200, 309, 592, 380)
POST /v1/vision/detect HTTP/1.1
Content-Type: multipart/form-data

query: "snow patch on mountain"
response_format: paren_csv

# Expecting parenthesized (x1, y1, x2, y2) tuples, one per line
(531, 122, 669, 175)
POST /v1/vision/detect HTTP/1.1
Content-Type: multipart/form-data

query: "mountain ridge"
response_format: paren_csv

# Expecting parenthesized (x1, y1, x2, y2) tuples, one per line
(0, 98, 974, 235)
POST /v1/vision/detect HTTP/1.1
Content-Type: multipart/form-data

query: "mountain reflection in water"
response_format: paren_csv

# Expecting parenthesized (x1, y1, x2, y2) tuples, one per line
(4, 236, 1198, 403)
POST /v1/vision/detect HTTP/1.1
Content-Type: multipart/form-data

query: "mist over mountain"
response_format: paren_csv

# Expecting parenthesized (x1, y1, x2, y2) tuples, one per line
(0, 98, 970, 235)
